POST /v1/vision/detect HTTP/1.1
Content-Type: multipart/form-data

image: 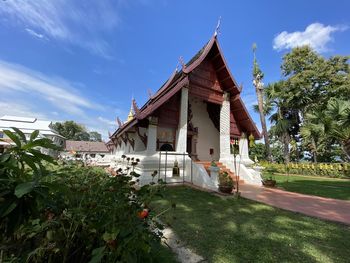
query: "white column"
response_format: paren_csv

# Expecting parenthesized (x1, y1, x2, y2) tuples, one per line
(147, 116, 158, 153)
(176, 87, 188, 152)
(220, 92, 231, 159)
(239, 133, 254, 165)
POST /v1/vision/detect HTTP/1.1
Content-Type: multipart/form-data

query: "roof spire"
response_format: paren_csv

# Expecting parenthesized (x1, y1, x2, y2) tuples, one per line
(126, 98, 134, 122)
(214, 16, 222, 36)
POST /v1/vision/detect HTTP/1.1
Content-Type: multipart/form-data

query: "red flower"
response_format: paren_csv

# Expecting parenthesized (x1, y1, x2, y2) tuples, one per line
(137, 209, 149, 219)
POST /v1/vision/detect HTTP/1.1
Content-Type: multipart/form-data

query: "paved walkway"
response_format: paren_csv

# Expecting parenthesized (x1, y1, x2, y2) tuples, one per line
(240, 184, 350, 225)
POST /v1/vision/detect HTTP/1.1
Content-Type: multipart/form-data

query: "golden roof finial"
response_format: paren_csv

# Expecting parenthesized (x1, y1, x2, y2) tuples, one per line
(126, 98, 134, 122)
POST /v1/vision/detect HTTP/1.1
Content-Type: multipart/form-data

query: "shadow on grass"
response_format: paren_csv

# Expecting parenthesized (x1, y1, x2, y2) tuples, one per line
(152, 186, 350, 263)
(271, 175, 350, 200)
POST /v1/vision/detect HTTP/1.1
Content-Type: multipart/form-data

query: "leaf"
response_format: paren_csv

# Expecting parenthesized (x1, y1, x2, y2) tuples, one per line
(11, 127, 27, 143)
(0, 200, 18, 217)
(24, 138, 58, 150)
(3, 130, 21, 148)
(89, 246, 105, 263)
(15, 182, 35, 198)
(29, 149, 55, 163)
(30, 130, 40, 142)
(0, 153, 10, 163)
(21, 154, 39, 173)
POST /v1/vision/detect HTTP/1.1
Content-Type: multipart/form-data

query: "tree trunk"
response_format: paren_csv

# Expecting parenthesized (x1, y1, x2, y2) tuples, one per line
(342, 139, 350, 160)
(312, 138, 317, 163)
(282, 133, 290, 164)
(256, 88, 272, 162)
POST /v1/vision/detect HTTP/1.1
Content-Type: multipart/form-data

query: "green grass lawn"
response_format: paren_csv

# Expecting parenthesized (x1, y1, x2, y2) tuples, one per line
(152, 186, 350, 263)
(263, 173, 350, 200)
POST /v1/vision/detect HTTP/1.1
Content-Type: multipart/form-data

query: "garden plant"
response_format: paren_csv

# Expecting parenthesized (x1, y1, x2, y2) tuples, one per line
(0, 129, 175, 263)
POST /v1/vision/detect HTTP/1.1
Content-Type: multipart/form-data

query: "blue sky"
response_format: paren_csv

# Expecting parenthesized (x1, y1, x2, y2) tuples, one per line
(0, 0, 349, 139)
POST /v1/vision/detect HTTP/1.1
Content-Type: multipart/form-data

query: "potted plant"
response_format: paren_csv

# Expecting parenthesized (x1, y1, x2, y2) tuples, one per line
(218, 171, 234, 194)
(262, 167, 277, 187)
(262, 176, 277, 187)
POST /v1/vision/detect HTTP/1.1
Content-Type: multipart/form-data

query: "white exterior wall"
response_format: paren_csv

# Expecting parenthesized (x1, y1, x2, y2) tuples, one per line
(190, 96, 220, 161)
(134, 127, 147, 152)
(147, 123, 157, 153)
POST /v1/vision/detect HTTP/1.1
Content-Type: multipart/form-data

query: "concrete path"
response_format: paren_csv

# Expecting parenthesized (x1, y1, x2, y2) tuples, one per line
(240, 184, 350, 225)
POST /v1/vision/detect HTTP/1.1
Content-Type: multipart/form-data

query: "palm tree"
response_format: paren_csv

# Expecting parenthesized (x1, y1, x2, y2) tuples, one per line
(301, 99, 350, 161)
(252, 44, 272, 161)
(265, 81, 299, 164)
(325, 99, 350, 159)
(300, 110, 328, 162)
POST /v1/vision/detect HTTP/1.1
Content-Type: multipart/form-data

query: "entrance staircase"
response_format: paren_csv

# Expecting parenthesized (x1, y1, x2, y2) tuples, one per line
(195, 161, 245, 185)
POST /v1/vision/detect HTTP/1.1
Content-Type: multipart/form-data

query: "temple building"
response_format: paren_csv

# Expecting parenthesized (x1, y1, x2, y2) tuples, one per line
(108, 33, 263, 188)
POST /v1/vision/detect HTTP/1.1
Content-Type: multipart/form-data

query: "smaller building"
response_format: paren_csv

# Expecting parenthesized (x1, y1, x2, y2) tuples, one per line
(0, 115, 64, 156)
(62, 140, 110, 160)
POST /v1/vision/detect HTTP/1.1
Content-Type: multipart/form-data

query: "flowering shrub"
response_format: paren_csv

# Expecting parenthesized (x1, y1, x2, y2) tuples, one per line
(0, 130, 171, 262)
(261, 162, 350, 178)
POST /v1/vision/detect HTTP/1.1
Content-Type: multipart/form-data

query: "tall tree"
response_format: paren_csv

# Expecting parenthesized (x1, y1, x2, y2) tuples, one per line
(266, 46, 349, 163)
(265, 81, 300, 164)
(252, 43, 272, 161)
(52, 121, 85, 140)
(89, 131, 102, 142)
(52, 121, 102, 142)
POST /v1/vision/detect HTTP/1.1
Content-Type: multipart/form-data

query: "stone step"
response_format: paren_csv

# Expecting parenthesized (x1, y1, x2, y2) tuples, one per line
(196, 161, 245, 185)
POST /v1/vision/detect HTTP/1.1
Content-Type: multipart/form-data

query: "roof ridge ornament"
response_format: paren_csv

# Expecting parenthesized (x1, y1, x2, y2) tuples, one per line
(116, 117, 123, 128)
(147, 89, 153, 99)
(214, 16, 221, 37)
(179, 56, 186, 70)
(132, 98, 140, 116)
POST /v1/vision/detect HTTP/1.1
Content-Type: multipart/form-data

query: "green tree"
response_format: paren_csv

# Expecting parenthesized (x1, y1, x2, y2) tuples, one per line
(265, 46, 349, 163)
(52, 121, 102, 142)
(281, 46, 349, 116)
(52, 121, 85, 140)
(265, 81, 299, 164)
(249, 142, 266, 161)
(325, 99, 350, 160)
(89, 131, 102, 142)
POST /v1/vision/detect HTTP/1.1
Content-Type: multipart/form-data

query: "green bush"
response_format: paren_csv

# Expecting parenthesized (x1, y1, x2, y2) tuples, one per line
(260, 161, 350, 178)
(1, 130, 171, 262)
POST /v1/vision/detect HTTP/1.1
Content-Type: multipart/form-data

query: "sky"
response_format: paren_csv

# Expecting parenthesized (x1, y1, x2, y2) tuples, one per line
(0, 0, 349, 140)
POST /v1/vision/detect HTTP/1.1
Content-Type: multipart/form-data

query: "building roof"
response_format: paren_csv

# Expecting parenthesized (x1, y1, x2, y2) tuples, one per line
(0, 115, 64, 138)
(111, 34, 261, 139)
(65, 140, 109, 153)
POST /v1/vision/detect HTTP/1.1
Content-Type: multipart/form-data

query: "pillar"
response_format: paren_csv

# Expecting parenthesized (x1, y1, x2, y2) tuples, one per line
(239, 133, 254, 165)
(147, 116, 158, 153)
(176, 87, 188, 152)
(220, 92, 231, 159)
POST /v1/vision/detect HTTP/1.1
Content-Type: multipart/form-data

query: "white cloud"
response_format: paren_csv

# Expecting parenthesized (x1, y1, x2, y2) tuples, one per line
(273, 23, 347, 52)
(0, 101, 47, 119)
(0, 0, 121, 58)
(25, 28, 48, 40)
(0, 60, 103, 116)
(97, 116, 116, 126)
